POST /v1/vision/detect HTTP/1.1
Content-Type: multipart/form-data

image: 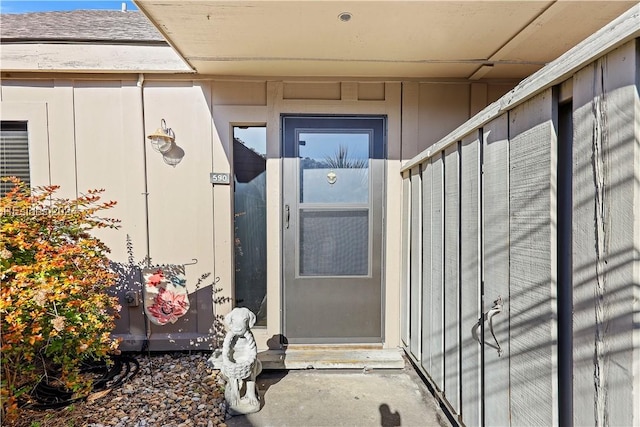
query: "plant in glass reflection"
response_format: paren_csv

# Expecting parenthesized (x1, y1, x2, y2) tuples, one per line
(323, 145, 367, 169)
(0, 178, 121, 422)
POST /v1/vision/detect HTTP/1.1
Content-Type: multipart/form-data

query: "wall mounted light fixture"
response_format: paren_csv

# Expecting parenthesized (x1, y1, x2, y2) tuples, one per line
(148, 119, 174, 153)
(147, 119, 185, 167)
(162, 144, 185, 167)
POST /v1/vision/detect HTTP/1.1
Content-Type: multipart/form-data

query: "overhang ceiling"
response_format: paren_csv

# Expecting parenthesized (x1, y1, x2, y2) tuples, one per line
(134, 1, 638, 80)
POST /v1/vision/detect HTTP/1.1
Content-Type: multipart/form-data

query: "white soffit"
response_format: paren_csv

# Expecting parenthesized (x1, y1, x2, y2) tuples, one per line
(135, 0, 638, 79)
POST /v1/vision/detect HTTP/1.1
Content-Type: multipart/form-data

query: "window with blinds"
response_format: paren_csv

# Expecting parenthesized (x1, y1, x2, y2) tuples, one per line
(1, 121, 30, 197)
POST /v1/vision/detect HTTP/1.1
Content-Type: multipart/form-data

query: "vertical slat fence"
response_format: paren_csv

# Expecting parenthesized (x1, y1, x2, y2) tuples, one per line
(481, 114, 510, 427)
(410, 167, 422, 359)
(444, 144, 461, 412)
(460, 131, 481, 426)
(572, 40, 640, 427)
(508, 88, 558, 426)
(400, 29, 639, 427)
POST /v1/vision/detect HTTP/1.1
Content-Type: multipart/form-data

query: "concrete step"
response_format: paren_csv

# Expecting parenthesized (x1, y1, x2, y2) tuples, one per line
(258, 347, 405, 370)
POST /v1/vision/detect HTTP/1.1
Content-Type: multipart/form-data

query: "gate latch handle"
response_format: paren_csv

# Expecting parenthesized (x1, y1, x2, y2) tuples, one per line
(472, 295, 504, 357)
(285, 204, 290, 229)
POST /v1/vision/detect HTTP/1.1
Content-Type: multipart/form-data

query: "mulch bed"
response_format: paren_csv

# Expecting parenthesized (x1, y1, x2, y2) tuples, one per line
(12, 353, 228, 427)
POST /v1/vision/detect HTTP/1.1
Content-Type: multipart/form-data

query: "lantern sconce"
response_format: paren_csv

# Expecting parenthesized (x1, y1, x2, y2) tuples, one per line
(147, 119, 185, 167)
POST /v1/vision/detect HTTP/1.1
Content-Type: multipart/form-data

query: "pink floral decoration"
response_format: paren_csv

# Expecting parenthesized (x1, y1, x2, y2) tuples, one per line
(147, 288, 189, 324)
(147, 270, 165, 287)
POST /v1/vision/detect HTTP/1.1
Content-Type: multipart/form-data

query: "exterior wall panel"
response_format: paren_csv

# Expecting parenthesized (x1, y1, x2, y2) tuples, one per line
(381, 83, 404, 349)
(400, 171, 411, 346)
(1, 80, 77, 195)
(358, 82, 385, 101)
(482, 114, 511, 426)
(417, 83, 470, 158)
(420, 160, 433, 373)
(0, 101, 49, 191)
(443, 143, 460, 412)
(141, 81, 217, 350)
(405, 81, 518, 159)
(211, 80, 267, 106)
(430, 154, 445, 390)
(73, 81, 147, 263)
(409, 167, 422, 359)
(572, 40, 640, 427)
(508, 88, 558, 426)
(460, 131, 481, 426)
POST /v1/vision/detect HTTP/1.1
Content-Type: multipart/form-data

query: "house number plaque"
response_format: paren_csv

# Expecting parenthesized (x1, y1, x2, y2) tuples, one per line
(210, 173, 231, 185)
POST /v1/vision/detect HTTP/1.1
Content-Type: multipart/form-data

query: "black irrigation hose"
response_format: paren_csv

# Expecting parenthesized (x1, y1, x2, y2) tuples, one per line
(20, 355, 140, 410)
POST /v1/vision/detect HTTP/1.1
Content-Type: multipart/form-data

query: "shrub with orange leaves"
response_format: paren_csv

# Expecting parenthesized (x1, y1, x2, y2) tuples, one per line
(0, 178, 122, 422)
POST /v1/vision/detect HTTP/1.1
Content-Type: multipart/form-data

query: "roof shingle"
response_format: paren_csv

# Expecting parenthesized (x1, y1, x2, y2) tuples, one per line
(0, 10, 166, 43)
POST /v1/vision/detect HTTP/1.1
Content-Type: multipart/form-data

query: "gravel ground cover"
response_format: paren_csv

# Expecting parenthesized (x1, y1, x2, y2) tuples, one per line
(15, 353, 227, 427)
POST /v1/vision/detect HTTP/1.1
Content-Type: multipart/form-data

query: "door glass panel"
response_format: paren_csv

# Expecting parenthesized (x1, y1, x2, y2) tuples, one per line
(233, 126, 267, 326)
(300, 210, 369, 276)
(299, 131, 370, 204)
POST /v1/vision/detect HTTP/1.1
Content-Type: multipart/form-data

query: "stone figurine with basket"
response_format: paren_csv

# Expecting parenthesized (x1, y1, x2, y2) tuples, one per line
(208, 307, 263, 415)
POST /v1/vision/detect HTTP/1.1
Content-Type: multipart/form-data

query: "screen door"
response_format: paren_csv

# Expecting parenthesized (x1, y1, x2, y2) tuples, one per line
(282, 115, 386, 343)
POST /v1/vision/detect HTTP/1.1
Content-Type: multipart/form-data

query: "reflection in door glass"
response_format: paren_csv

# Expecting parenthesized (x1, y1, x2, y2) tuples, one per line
(299, 132, 370, 204)
(233, 126, 267, 326)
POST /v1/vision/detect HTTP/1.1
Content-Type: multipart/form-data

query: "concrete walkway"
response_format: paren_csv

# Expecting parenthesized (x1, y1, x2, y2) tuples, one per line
(225, 363, 452, 427)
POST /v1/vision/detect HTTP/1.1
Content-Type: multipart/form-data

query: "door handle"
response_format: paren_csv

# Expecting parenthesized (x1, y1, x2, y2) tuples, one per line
(472, 295, 504, 357)
(285, 204, 290, 229)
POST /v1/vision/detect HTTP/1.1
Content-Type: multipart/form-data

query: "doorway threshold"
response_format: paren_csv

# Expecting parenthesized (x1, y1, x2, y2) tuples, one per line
(258, 346, 405, 370)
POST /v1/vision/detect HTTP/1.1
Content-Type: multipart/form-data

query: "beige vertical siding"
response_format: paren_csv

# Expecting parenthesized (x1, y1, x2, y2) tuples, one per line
(73, 80, 148, 263)
(384, 83, 403, 348)
(417, 83, 469, 159)
(0, 101, 49, 189)
(1, 79, 148, 260)
(141, 81, 216, 294)
(400, 81, 518, 160)
(1, 80, 77, 196)
(2, 75, 507, 352)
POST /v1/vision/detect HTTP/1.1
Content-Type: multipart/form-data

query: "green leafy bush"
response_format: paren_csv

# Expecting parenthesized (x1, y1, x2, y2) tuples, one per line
(0, 178, 121, 422)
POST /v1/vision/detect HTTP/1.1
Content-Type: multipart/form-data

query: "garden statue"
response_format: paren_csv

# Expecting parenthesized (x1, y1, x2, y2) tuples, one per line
(209, 307, 263, 415)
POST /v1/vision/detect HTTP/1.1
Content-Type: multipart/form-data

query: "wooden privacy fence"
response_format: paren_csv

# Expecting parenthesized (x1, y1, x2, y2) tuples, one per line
(400, 7, 640, 427)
